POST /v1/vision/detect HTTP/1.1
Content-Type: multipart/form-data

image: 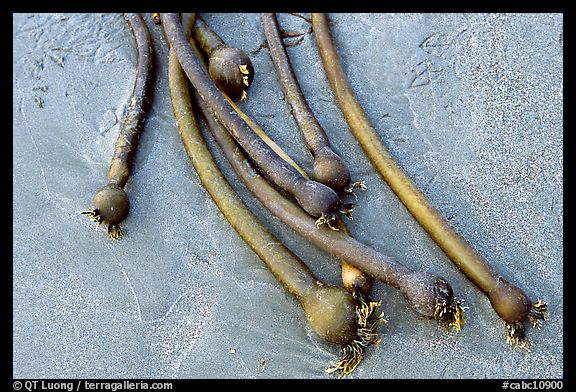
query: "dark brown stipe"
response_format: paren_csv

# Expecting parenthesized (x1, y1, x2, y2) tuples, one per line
(259, 13, 375, 315)
(214, 76, 377, 319)
(194, 92, 384, 377)
(189, 19, 382, 370)
(261, 13, 361, 196)
(184, 19, 382, 374)
(185, 14, 374, 302)
(161, 13, 345, 227)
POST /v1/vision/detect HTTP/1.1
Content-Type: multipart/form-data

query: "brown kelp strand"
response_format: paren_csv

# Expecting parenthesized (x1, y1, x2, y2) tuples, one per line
(184, 21, 383, 374)
(195, 93, 385, 376)
(197, 81, 463, 330)
(231, 85, 374, 299)
(223, 72, 379, 338)
(311, 13, 546, 348)
(223, 84, 375, 300)
(192, 18, 373, 299)
(193, 15, 254, 101)
(168, 36, 376, 376)
(261, 13, 365, 196)
(161, 13, 346, 227)
(184, 31, 464, 333)
(82, 13, 155, 240)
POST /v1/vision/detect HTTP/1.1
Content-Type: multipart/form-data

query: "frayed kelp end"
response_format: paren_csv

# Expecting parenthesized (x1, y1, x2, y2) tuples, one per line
(505, 299, 548, 351)
(505, 321, 532, 351)
(107, 224, 126, 240)
(315, 212, 339, 231)
(434, 296, 466, 333)
(81, 208, 104, 225)
(344, 180, 367, 200)
(238, 64, 250, 102)
(81, 208, 126, 240)
(315, 202, 355, 227)
(326, 296, 386, 377)
(430, 276, 465, 333)
(529, 299, 548, 329)
(339, 203, 356, 221)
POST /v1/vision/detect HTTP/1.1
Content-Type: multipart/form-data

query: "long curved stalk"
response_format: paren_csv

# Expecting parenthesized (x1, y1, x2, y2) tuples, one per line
(175, 28, 464, 333)
(168, 14, 381, 377)
(311, 13, 547, 347)
(218, 78, 374, 299)
(161, 13, 345, 224)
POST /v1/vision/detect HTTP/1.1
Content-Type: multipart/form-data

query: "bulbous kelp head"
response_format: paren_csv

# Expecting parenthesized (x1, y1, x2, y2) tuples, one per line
(487, 277, 531, 324)
(82, 183, 130, 240)
(313, 146, 352, 194)
(486, 277, 548, 349)
(91, 184, 130, 225)
(341, 262, 373, 298)
(208, 45, 254, 100)
(399, 271, 464, 331)
(293, 179, 342, 221)
(301, 283, 358, 345)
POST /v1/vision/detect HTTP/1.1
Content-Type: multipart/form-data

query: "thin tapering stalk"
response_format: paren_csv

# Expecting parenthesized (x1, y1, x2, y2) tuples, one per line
(260, 12, 371, 296)
(261, 13, 354, 195)
(108, 13, 155, 187)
